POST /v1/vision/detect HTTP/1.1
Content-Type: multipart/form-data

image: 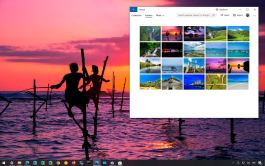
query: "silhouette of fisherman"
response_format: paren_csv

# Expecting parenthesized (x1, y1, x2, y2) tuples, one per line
(80, 65, 109, 109)
(50, 63, 88, 117)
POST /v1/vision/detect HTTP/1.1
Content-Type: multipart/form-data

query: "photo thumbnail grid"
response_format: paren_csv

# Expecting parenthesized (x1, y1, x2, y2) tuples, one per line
(139, 26, 249, 90)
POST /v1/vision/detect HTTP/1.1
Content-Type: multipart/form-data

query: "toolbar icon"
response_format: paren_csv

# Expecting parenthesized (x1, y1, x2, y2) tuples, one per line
(118, 161, 123, 166)
(48, 161, 53, 165)
(64, 161, 68, 165)
(33, 161, 38, 166)
(102, 160, 107, 165)
(25, 161, 30, 165)
(79, 161, 84, 166)
(56, 161, 60, 165)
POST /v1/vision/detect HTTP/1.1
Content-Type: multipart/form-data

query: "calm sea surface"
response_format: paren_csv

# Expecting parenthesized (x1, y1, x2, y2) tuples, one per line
(206, 48, 226, 57)
(0, 92, 264, 160)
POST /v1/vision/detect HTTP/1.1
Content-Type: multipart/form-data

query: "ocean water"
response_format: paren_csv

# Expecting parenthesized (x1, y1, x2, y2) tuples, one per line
(206, 48, 226, 57)
(0, 92, 265, 160)
(228, 50, 249, 57)
(162, 66, 182, 73)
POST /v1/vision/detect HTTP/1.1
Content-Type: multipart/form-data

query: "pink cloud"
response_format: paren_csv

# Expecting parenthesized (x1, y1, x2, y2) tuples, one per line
(0, 35, 129, 66)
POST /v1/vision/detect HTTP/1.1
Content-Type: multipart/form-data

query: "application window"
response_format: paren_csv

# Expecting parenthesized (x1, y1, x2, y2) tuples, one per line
(130, 7, 259, 118)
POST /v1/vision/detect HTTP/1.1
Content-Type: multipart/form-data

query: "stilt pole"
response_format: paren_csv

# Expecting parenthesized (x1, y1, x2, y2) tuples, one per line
(33, 79, 37, 131)
(230, 118, 236, 143)
(45, 84, 49, 111)
(262, 91, 265, 113)
(178, 118, 185, 136)
(81, 48, 90, 160)
(111, 72, 115, 117)
(120, 77, 126, 111)
(94, 56, 109, 137)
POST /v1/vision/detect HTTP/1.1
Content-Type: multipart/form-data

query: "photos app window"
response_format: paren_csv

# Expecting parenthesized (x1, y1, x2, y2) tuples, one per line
(130, 7, 259, 118)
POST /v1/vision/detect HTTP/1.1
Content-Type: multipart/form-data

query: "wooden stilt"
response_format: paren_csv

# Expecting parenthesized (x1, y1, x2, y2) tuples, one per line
(45, 84, 49, 111)
(111, 72, 115, 118)
(178, 118, 185, 135)
(262, 91, 265, 113)
(94, 56, 109, 137)
(32, 80, 37, 131)
(81, 48, 90, 160)
(230, 118, 236, 143)
(120, 77, 126, 111)
(0, 96, 11, 116)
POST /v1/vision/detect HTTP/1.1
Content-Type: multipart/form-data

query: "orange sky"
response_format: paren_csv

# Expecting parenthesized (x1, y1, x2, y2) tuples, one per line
(0, 0, 176, 92)
(0, 0, 264, 91)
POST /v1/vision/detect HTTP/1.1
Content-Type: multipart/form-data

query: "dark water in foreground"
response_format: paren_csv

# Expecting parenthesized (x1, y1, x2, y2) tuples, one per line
(0, 92, 265, 160)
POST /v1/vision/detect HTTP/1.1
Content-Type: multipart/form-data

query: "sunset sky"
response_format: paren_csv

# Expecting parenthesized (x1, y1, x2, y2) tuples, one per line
(0, 0, 264, 91)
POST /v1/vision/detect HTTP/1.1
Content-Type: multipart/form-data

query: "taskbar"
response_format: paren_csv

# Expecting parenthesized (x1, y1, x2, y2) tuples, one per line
(0, 160, 264, 166)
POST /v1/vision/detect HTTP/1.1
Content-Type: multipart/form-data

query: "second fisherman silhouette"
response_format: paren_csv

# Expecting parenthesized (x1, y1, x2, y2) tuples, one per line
(51, 63, 88, 117)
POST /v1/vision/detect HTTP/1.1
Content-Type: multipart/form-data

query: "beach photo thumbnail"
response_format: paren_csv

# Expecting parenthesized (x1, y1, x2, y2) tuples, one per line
(228, 58, 249, 73)
(184, 75, 205, 90)
(184, 58, 204, 73)
(140, 42, 161, 57)
(184, 26, 205, 41)
(228, 26, 249, 41)
(184, 42, 205, 57)
(206, 74, 227, 90)
(162, 26, 182, 41)
(162, 74, 183, 90)
(162, 58, 182, 73)
(140, 58, 161, 73)
(228, 42, 249, 57)
(206, 26, 227, 41)
(162, 42, 183, 57)
(228, 75, 248, 90)
(206, 58, 226, 73)
(140, 26, 161, 41)
(140, 74, 161, 90)
(206, 42, 226, 57)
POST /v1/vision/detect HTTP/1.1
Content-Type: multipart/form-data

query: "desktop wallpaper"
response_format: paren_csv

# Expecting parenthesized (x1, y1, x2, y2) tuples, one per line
(0, 0, 264, 160)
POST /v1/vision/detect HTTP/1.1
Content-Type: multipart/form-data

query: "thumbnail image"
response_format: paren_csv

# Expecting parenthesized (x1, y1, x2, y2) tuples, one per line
(140, 74, 161, 90)
(228, 42, 249, 57)
(140, 26, 161, 41)
(184, 42, 205, 57)
(206, 74, 227, 90)
(162, 26, 182, 41)
(162, 42, 183, 57)
(184, 75, 205, 90)
(206, 58, 226, 73)
(140, 42, 161, 57)
(228, 75, 248, 90)
(140, 58, 161, 73)
(228, 26, 249, 41)
(184, 26, 205, 41)
(228, 58, 249, 73)
(162, 74, 183, 90)
(184, 58, 205, 73)
(162, 58, 182, 73)
(206, 26, 227, 41)
(206, 42, 226, 57)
